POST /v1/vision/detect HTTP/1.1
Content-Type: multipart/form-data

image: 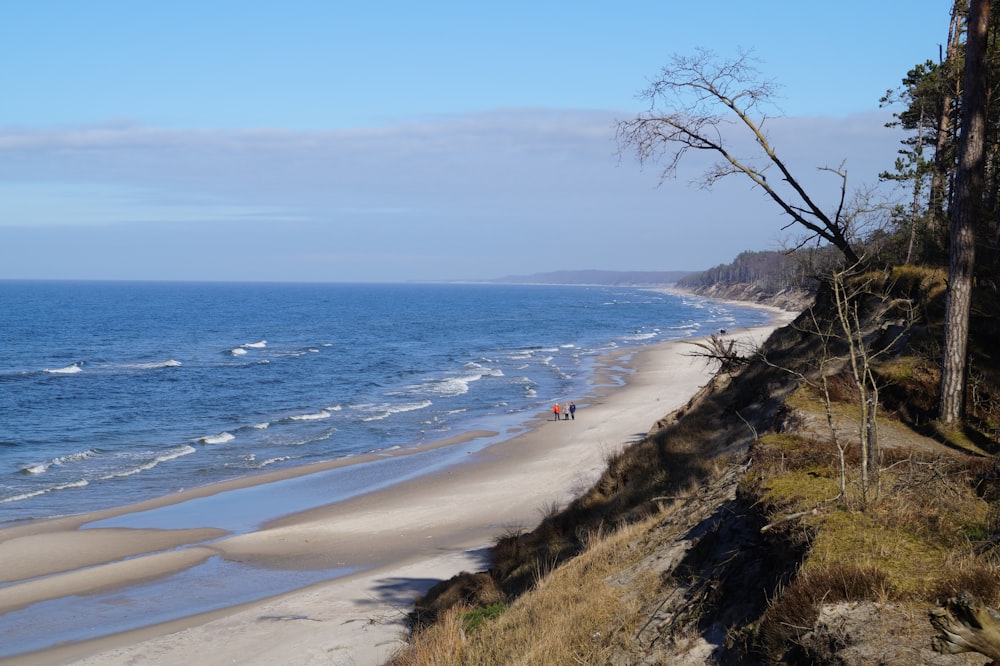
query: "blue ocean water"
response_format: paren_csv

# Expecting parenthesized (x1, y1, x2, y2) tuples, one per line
(0, 281, 770, 525)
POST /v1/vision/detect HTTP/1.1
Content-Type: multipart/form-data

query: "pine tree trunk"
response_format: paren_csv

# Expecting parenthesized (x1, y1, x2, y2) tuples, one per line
(929, 4, 964, 238)
(940, 0, 990, 425)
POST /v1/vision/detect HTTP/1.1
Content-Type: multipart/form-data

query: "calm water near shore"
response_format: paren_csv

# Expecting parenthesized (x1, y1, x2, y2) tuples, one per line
(0, 281, 770, 525)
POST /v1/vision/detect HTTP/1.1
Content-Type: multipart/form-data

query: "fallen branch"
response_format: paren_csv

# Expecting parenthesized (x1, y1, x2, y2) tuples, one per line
(759, 507, 821, 534)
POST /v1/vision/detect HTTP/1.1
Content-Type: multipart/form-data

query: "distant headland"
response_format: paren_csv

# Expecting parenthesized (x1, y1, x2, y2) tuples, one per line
(483, 269, 694, 286)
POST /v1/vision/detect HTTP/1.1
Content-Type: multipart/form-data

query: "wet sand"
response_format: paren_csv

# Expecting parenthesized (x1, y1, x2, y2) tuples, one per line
(2, 310, 793, 666)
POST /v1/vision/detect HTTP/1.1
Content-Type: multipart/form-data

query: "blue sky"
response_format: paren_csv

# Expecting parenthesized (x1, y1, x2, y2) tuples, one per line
(0, 1, 950, 282)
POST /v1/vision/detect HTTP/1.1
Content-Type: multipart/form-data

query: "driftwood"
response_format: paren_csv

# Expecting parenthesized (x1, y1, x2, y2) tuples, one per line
(930, 591, 1000, 662)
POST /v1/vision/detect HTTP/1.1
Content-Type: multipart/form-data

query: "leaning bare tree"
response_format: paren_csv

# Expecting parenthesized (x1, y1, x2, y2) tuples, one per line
(616, 48, 861, 264)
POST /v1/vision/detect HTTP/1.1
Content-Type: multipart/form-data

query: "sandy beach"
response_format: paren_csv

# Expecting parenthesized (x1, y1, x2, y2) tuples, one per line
(2, 311, 793, 666)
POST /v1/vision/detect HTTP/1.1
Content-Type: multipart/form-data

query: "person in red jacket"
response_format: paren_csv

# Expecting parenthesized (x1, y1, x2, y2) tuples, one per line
(553, 403, 561, 421)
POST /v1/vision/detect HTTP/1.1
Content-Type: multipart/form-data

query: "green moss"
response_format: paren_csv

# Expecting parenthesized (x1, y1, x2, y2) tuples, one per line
(462, 603, 508, 634)
(807, 510, 947, 597)
(877, 358, 917, 383)
(760, 471, 840, 510)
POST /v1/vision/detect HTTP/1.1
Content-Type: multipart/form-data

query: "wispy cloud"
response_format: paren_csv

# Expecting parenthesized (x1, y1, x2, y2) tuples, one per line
(0, 108, 907, 281)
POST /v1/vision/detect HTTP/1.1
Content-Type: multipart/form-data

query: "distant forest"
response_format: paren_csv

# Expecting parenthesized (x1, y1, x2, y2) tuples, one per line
(489, 269, 693, 285)
(676, 247, 842, 294)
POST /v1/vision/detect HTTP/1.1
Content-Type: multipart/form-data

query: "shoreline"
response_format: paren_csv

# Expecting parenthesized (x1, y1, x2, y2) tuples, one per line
(2, 312, 795, 665)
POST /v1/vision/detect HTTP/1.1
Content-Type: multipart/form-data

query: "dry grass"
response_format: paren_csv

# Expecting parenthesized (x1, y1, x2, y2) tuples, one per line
(390, 518, 659, 666)
(744, 403, 1000, 661)
(392, 270, 1000, 664)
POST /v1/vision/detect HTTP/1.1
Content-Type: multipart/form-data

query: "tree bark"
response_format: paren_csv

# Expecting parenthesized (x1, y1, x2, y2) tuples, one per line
(940, 0, 989, 425)
(929, 3, 964, 236)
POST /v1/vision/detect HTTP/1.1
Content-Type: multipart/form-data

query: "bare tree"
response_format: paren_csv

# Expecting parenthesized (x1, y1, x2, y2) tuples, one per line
(829, 268, 884, 504)
(616, 48, 860, 264)
(940, 0, 990, 426)
(756, 267, 914, 507)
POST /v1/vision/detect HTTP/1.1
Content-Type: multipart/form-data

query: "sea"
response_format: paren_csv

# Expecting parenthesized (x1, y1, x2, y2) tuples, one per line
(0, 280, 772, 527)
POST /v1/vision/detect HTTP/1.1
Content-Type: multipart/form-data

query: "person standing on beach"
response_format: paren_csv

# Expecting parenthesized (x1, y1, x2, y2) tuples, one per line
(563, 403, 570, 420)
(553, 403, 561, 420)
(569, 402, 576, 419)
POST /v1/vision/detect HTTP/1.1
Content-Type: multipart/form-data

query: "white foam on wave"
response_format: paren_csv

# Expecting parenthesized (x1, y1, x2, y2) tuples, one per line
(53, 449, 98, 465)
(156, 445, 197, 462)
(199, 432, 235, 445)
(356, 399, 433, 422)
(284, 429, 335, 447)
(44, 362, 83, 374)
(230, 347, 248, 356)
(289, 410, 332, 421)
(1, 479, 89, 504)
(130, 359, 183, 370)
(276, 349, 313, 357)
(20, 462, 50, 475)
(250, 422, 270, 430)
(417, 366, 504, 398)
(97, 445, 197, 480)
(259, 455, 296, 467)
(21, 449, 98, 475)
(242, 340, 267, 349)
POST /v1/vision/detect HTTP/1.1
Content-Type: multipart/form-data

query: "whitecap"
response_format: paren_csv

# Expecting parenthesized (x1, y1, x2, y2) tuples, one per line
(101, 445, 198, 480)
(417, 366, 503, 398)
(156, 445, 197, 462)
(259, 455, 296, 467)
(230, 348, 248, 356)
(289, 410, 331, 421)
(0, 479, 89, 504)
(131, 359, 183, 369)
(250, 422, 270, 429)
(357, 400, 433, 422)
(52, 449, 99, 465)
(45, 362, 83, 374)
(426, 377, 472, 397)
(21, 449, 97, 474)
(242, 340, 267, 349)
(199, 432, 235, 445)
